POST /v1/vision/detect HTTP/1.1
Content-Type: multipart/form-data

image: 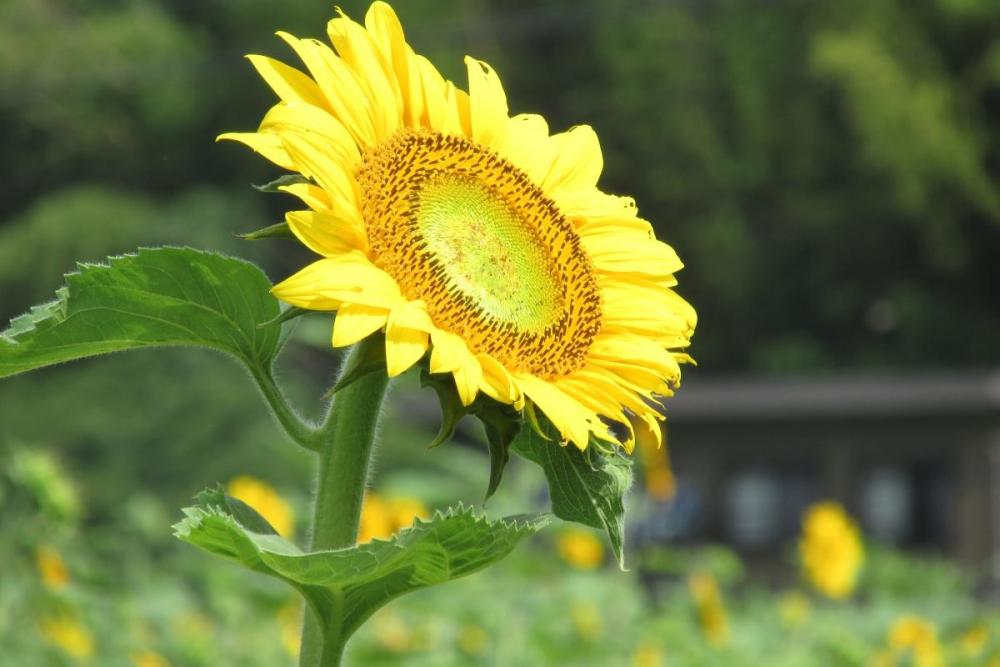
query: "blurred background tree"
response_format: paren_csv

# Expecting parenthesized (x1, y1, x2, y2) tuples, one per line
(2, 0, 998, 511)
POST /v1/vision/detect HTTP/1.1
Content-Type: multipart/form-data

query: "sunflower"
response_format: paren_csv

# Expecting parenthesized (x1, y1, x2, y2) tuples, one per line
(222, 2, 696, 450)
(799, 501, 864, 599)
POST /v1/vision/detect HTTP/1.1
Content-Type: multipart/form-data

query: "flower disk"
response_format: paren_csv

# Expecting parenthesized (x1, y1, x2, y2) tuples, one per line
(359, 130, 601, 377)
(221, 1, 696, 450)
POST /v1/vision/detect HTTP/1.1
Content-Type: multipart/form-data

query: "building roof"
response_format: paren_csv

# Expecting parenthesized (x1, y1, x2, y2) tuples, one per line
(667, 369, 1000, 422)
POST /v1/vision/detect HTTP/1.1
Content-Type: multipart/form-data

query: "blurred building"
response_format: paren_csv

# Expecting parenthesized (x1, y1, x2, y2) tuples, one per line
(665, 371, 1000, 568)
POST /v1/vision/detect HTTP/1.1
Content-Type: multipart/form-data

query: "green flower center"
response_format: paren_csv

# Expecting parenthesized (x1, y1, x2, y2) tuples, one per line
(416, 173, 561, 333)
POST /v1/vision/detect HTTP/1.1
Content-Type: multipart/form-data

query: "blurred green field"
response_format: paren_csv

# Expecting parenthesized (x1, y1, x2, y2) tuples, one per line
(3, 439, 997, 667)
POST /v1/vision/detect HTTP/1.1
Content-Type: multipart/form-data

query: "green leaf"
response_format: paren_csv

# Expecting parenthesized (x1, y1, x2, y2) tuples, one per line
(236, 221, 295, 240)
(510, 417, 633, 568)
(0, 247, 283, 379)
(174, 487, 547, 639)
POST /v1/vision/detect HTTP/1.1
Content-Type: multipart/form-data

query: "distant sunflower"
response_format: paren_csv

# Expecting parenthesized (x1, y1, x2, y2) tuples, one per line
(222, 1, 696, 449)
(799, 501, 864, 599)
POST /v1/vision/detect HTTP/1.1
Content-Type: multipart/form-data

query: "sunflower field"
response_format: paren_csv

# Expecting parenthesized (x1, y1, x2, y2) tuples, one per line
(3, 437, 998, 666)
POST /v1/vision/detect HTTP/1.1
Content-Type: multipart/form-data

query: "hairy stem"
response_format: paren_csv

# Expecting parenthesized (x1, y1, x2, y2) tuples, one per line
(299, 336, 389, 667)
(250, 363, 320, 451)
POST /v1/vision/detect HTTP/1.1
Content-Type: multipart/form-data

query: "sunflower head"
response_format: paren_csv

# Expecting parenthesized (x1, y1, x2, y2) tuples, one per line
(222, 1, 696, 452)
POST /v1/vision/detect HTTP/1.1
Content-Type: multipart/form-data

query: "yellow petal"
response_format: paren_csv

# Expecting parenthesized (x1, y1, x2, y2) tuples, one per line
(429, 328, 472, 374)
(514, 374, 604, 449)
(503, 113, 555, 183)
(581, 233, 683, 277)
(259, 102, 361, 168)
(365, 2, 424, 127)
(542, 125, 603, 196)
(465, 57, 509, 150)
(327, 12, 401, 140)
(554, 376, 627, 425)
(279, 132, 358, 206)
(384, 301, 432, 376)
(216, 132, 294, 170)
(558, 189, 639, 222)
(332, 302, 388, 347)
(590, 335, 682, 384)
(276, 31, 378, 148)
(416, 55, 464, 135)
(286, 210, 367, 257)
(246, 54, 328, 109)
(600, 281, 696, 346)
(452, 354, 483, 406)
(278, 182, 332, 212)
(635, 409, 663, 450)
(452, 84, 472, 138)
(565, 366, 653, 415)
(477, 353, 523, 408)
(271, 253, 405, 311)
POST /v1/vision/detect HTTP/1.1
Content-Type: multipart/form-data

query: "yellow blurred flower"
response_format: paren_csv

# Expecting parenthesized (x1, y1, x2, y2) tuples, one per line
(867, 649, 895, 667)
(457, 624, 490, 656)
(387, 496, 429, 531)
(888, 616, 943, 667)
(959, 623, 989, 658)
(372, 610, 412, 653)
(35, 545, 70, 590)
(277, 600, 302, 658)
(358, 493, 428, 543)
(799, 501, 864, 599)
(40, 614, 94, 661)
(130, 650, 170, 667)
(633, 643, 666, 667)
(779, 590, 811, 629)
(556, 528, 604, 569)
(688, 572, 730, 647)
(226, 475, 295, 537)
(570, 601, 603, 642)
(171, 610, 213, 638)
(634, 416, 676, 502)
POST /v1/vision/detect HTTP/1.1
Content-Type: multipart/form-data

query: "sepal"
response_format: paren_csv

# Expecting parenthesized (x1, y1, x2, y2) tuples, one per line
(510, 416, 633, 569)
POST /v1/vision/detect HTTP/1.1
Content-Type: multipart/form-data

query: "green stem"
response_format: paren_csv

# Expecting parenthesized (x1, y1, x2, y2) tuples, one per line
(251, 364, 320, 451)
(299, 336, 390, 667)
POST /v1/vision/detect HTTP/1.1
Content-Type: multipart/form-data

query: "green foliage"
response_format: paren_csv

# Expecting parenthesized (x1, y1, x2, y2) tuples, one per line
(0, 0, 202, 188)
(175, 486, 548, 641)
(3, 0, 999, 374)
(0, 247, 282, 378)
(587, 0, 1000, 371)
(3, 472, 996, 667)
(511, 420, 632, 568)
(6, 447, 81, 524)
(0, 186, 277, 322)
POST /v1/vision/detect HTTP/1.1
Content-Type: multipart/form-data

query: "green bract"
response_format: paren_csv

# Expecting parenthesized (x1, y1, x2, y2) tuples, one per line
(512, 420, 633, 568)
